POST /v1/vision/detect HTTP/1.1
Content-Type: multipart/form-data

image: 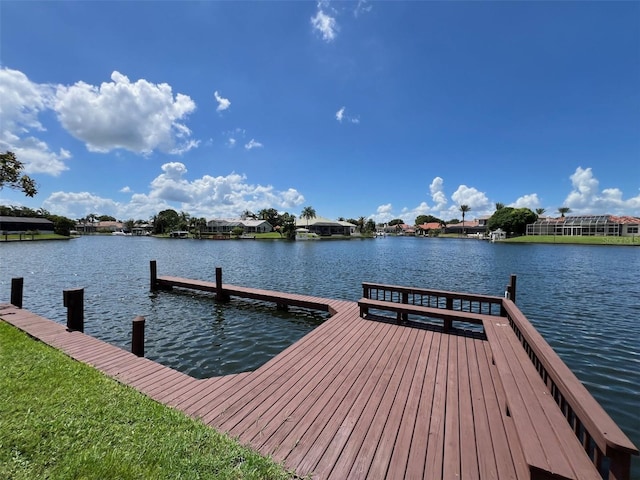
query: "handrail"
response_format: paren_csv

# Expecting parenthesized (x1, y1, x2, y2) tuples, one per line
(501, 299, 638, 480)
(361, 281, 504, 317)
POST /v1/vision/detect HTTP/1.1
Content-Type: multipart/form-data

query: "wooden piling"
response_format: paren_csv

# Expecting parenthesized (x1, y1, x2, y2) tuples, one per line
(509, 274, 517, 304)
(132, 316, 145, 357)
(150, 260, 158, 292)
(63, 288, 84, 332)
(215, 267, 230, 303)
(444, 297, 453, 332)
(10, 277, 23, 308)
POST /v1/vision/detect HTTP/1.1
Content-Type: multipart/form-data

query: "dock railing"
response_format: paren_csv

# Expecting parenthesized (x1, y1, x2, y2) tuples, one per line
(361, 281, 504, 316)
(501, 299, 638, 480)
(361, 279, 638, 479)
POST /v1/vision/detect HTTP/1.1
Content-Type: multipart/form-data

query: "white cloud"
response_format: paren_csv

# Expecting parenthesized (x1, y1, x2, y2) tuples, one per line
(336, 107, 345, 122)
(42, 191, 120, 219)
(214, 90, 231, 112)
(41, 162, 306, 220)
(54, 71, 198, 155)
(370, 203, 394, 223)
(451, 185, 490, 211)
(563, 167, 640, 215)
(510, 193, 540, 210)
(0, 67, 70, 175)
(429, 177, 447, 210)
(120, 186, 132, 193)
(245, 139, 263, 150)
(311, 7, 338, 42)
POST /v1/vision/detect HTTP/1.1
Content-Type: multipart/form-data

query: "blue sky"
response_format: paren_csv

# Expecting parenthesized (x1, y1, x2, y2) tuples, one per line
(1, 1, 639, 223)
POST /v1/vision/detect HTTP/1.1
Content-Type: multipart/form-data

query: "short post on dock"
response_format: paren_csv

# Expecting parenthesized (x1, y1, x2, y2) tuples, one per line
(150, 260, 158, 292)
(63, 288, 84, 332)
(215, 267, 230, 303)
(131, 316, 145, 357)
(10, 277, 23, 308)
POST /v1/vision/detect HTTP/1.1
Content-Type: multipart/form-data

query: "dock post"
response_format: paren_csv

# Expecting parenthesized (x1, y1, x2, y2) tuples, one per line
(150, 260, 158, 292)
(131, 316, 145, 357)
(63, 288, 84, 332)
(509, 274, 517, 304)
(10, 277, 23, 308)
(215, 267, 230, 303)
(444, 297, 453, 332)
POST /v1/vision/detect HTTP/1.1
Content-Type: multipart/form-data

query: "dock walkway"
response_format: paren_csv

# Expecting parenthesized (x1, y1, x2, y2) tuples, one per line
(2, 274, 637, 479)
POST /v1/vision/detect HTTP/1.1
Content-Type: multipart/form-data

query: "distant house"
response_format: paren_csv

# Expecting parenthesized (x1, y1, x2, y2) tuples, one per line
(240, 219, 273, 234)
(206, 218, 273, 235)
(398, 224, 416, 236)
(295, 216, 356, 236)
(444, 219, 486, 235)
(0, 216, 55, 233)
(526, 215, 640, 237)
(417, 222, 443, 235)
(96, 221, 124, 233)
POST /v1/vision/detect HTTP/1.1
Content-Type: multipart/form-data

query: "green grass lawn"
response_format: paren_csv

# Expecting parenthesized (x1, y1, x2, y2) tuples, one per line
(0, 322, 294, 480)
(502, 235, 639, 245)
(0, 233, 71, 242)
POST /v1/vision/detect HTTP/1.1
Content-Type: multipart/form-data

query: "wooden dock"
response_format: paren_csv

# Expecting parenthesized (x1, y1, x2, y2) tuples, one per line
(1, 270, 637, 480)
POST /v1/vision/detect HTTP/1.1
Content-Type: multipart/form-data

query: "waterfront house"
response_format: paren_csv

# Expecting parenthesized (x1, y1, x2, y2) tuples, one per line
(295, 216, 356, 236)
(417, 222, 443, 236)
(526, 214, 640, 237)
(0, 216, 54, 233)
(206, 218, 273, 235)
(444, 219, 487, 235)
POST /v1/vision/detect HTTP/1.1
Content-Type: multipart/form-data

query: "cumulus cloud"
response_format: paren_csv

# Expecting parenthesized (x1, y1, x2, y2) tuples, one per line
(510, 193, 540, 210)
(564, 167, 640, 215)
(214, 90, 231, 112)
(0, 67, 70, 175)
(311, 5, 338, 42)
(42, 191, 120, 219)
(429, 177, 447, 210)
(245, 139, 263, 150)
(336, 107, 345, 122)
(451, 185, 490, 211)
(42, 162, 306, 220)
(54, 71, 198, 155)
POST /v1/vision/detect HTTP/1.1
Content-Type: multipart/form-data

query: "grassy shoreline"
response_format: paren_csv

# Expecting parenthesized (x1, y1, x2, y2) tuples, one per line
(0, 321, 294, 480)
(501, 235, 639, 246)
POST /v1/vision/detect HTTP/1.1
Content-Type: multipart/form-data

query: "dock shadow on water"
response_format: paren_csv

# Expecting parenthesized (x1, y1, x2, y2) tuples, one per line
(146, 289, 329, 379)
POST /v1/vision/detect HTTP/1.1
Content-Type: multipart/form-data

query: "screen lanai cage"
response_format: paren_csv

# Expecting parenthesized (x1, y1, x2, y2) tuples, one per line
(526, 215, 623, 237)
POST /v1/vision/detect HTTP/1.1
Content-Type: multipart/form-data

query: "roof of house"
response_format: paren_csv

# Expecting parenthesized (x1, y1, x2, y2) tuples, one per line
(0, 216, 54, 225)
(295, 216, 355, 227)
(241, 219, 272, 227)
(418, 222, 442, 230)
(447, 219, 481, 228)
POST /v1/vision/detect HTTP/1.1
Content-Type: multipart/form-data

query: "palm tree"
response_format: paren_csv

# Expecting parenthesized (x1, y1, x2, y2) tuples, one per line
(301, 206, 316, 228)
(459, 204, 471, 235)
(495, 202, 505, 211)
(558, 207, 571, 218)
(535, 208, 546, 216)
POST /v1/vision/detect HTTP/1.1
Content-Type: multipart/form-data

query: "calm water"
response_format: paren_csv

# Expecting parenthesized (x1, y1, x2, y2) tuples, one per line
(1, 236, 639, 469)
